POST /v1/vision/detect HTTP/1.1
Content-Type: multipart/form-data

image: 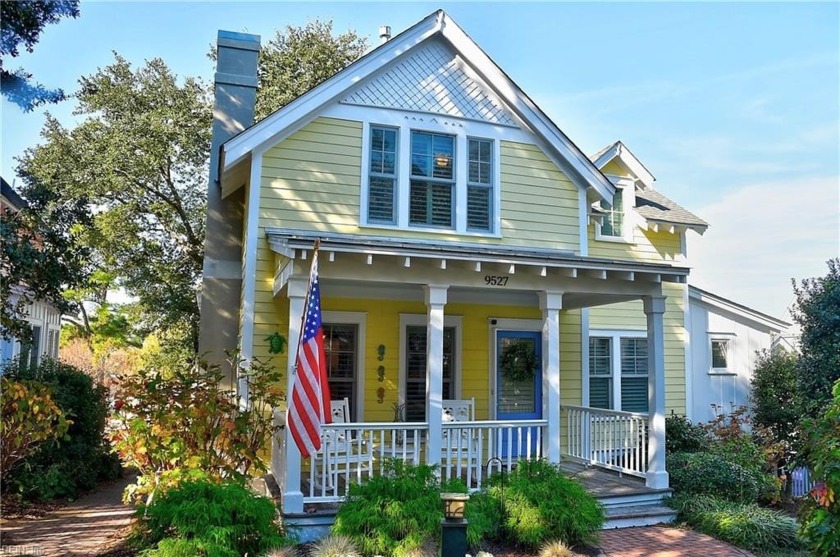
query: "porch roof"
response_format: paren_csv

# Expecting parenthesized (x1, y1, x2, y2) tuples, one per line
(266, 227, 689, 284)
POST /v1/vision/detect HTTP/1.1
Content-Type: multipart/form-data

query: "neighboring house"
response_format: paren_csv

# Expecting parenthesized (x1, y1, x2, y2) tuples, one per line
(0, 177, 62, 368)
(685, 285, 790, 424)
(198, 11, 716, 529)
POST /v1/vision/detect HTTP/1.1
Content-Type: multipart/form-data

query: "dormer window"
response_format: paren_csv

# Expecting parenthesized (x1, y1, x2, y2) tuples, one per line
(595, 177, 634, 242)
(362, 118, 499, 236)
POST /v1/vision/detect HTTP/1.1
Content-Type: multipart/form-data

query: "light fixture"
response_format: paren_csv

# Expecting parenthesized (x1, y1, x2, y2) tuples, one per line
(435, 153, 451, 168)
(441, 492, 469, 521)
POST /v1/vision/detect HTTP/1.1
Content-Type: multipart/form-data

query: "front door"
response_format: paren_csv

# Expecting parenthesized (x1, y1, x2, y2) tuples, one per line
(496, 330, 542, 457)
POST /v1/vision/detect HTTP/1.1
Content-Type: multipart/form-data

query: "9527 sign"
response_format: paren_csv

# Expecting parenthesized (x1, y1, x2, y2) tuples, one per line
(484, 275, 510, 286)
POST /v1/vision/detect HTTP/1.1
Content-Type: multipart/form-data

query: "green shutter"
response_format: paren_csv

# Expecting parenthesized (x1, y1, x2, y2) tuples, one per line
(621, 377, 648, 413)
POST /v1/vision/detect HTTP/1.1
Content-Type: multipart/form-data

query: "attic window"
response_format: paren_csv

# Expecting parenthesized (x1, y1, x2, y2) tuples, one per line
(600, 189, 624, 237)
(594, 178, 634, 243)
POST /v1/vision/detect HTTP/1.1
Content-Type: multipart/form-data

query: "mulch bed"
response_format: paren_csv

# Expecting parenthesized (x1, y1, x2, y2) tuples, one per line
(481, 540, 602, 557)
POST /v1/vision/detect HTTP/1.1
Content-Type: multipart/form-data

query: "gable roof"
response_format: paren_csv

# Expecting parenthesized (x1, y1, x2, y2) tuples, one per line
(221, 10, 615, 201)
(1, 177, 26, 211)
(591, 141, 655, 188)
(591, 141, 708, 234)
(689, 285, 790, 333)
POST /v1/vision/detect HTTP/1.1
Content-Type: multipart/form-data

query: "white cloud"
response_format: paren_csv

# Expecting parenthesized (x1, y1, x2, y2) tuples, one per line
(687, 176, 839, 320)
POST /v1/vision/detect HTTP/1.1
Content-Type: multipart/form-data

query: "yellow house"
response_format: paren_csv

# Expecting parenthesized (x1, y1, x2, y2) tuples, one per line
(198, 11, 708, 528)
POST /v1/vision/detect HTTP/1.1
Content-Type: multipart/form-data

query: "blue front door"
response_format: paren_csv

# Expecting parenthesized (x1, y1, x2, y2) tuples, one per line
(496, 330, 542, 457)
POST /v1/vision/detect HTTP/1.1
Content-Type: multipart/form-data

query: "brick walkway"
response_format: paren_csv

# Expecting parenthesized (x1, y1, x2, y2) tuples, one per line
(0, 475, 136, 557)
(598, 525, 757, 557)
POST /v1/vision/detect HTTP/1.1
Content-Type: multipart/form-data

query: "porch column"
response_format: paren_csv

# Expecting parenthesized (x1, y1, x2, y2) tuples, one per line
(539, 291, 563, 463)
(643, 295, 669, 489)
(424, 285, 448, 469)
(281, 277, 307, 514)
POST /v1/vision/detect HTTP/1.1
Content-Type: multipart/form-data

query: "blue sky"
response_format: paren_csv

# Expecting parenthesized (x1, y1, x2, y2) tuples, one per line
(2, 1, 838, 321)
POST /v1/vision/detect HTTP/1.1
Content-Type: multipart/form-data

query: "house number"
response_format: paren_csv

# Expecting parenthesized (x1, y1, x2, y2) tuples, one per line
(484, 275, 510, 286)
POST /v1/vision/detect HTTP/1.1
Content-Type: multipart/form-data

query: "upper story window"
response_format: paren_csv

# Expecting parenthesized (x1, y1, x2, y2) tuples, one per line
(595, 177, 635, 243)
(709, 336, 734, 374)
(367, 126, 398, 224)
(410, 131, 455, 227)
(363, 121, 498, 235)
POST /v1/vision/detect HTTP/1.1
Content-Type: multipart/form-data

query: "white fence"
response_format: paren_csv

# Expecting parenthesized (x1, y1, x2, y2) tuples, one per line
(789, 466, 817, 498)
(563, 405, 648, 478)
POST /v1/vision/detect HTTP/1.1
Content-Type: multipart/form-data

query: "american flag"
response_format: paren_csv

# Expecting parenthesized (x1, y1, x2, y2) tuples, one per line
(287, 250, 331, 458)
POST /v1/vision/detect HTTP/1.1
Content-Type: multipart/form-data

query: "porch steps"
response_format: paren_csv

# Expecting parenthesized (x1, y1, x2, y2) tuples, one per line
(603, 503, 677, 529)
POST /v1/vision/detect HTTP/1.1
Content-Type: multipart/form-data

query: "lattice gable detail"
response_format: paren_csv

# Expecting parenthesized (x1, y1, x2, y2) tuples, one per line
(341, 40, 518, 127)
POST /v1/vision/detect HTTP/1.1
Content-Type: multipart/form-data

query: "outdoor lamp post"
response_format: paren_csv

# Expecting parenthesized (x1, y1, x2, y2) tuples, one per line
(440, 493, 469, 557)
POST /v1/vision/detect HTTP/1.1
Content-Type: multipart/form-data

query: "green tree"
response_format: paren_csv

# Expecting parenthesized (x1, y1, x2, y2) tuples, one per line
(16, 55, 212, 350)
(1, 0, 80, 111)
(1, 179, 91, 344)
(793, 258, 840, 418)
(750, 347, 800, 458)
(255, 19, 367, 121)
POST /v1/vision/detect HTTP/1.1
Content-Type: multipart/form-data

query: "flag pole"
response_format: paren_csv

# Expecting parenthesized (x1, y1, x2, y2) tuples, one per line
(292, 239, 321, 375)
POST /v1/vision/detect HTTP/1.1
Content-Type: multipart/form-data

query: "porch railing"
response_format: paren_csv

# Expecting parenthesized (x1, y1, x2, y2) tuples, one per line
(300, 419, 547, 504)
(563, 405, 648, 478)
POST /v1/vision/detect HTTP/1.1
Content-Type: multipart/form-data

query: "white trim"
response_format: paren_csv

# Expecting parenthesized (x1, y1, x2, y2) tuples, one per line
(581, 308, 590, 405)
(239, 151, 262, 403)
(221, 11, 614, 202)
(322, 311, 368, 421)
(592, 141, 655, 189)
(683, 285, 693, 419)
(708, 334, 736, 375)
(487, 318, 542, 420)
(398, 313, 464, 410)
(578, 189, 589, 256)
(594, 177, 635, 243)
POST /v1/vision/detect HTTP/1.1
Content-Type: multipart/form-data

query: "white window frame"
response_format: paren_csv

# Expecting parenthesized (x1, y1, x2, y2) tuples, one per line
(595, 176, 636, 243)
(398, 314, 463, 416)
(355, 108, 504, 237)
(708, 333, 736, 375)
(587, 329, 648, 413)
(322, 311, 367, 420)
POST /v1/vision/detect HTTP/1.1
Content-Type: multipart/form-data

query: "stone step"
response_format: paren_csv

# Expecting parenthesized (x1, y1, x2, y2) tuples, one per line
(597, 489, 670, 509)
(603, 503, 677, 529)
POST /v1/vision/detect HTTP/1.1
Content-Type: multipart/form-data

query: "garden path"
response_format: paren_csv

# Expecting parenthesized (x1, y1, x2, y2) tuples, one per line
(597, 525, 758, 556)
(0, 474, 135, 556)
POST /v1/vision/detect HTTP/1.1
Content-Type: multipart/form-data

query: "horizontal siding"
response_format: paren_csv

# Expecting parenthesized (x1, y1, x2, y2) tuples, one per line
(500, 141, 580, 251)
(588, 224, 682, 263)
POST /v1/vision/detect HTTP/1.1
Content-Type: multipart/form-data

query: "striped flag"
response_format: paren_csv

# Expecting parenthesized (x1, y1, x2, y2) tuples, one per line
(287, 248, 331, 458)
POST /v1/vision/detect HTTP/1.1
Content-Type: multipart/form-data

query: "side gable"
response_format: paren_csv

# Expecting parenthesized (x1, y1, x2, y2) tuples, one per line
(221, 10, 614, 202)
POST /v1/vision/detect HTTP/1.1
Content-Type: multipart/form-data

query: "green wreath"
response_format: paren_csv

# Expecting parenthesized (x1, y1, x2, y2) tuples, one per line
(500, 342, 538, 382)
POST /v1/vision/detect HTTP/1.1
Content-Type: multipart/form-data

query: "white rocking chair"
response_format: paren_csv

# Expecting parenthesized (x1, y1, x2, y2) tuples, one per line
(441, 398, 480, 482)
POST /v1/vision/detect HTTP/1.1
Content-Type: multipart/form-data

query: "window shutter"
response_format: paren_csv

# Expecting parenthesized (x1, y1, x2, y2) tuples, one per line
(368, 177, 395, 223)
(621, 377, 648, 413)
(467, 186, 490, 230)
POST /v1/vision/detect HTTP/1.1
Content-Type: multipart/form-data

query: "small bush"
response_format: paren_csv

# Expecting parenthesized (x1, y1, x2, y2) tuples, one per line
(310, 535, 360, 557)
(136, 478, 287, 557)
(332, 460, 444, 557)
(2, 359, 115, 500)
(487, 459, 603, 549)
(668, 451, 763, 503)
(538, 540, 574, 557)
(665, 411, 705, 454)
(668, 494, 802, 552)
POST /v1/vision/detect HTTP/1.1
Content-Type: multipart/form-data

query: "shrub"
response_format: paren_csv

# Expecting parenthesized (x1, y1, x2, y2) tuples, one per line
(668, 494, 802, 552)
(111, 353, 283, 504)
(332, 460, 445, 557)
(2, 358, 117, 500)
(538, 540, 574, 557)
(310, 535, 360, 557)
(0, 376, 69, 485)
(751, 347, 800, 458)
(136, 478, 287, 557)
(665, 411, 705, 454)
(487, 459, 603, 549)
(668, 451, 762, 503)
(799, 380, 840, 557)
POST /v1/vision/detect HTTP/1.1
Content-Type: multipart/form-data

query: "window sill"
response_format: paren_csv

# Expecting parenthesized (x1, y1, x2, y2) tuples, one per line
(708, 369, 737, 376)
(594, 231, 634, 244)
(359, 223, 502, 239)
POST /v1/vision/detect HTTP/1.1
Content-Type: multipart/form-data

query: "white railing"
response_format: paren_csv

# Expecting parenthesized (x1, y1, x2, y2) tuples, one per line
(302, 420, 548, 503)
(564, 405, 648, 478)
(441, 419, 547, 487)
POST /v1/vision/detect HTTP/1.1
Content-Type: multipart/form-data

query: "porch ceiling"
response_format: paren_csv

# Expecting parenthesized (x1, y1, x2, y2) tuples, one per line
(268, 228, 687, 308)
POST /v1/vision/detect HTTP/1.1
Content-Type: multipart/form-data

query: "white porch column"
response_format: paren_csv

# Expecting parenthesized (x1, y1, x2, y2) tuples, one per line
(281, 277, 307, 514)
(539, 291, 563, 463)
(643, 295, 669, 489)
(424, 285, 448, 469)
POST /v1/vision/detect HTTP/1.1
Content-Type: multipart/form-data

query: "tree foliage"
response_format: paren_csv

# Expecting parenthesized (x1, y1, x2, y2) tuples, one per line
(750, 347, 800, 461)
(0, 179, 91, 344)
(792, 258, 840, 417)
(0, 0, 80, 111)
(16, 55, 211, 350)
(255, 19, 367, 121)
